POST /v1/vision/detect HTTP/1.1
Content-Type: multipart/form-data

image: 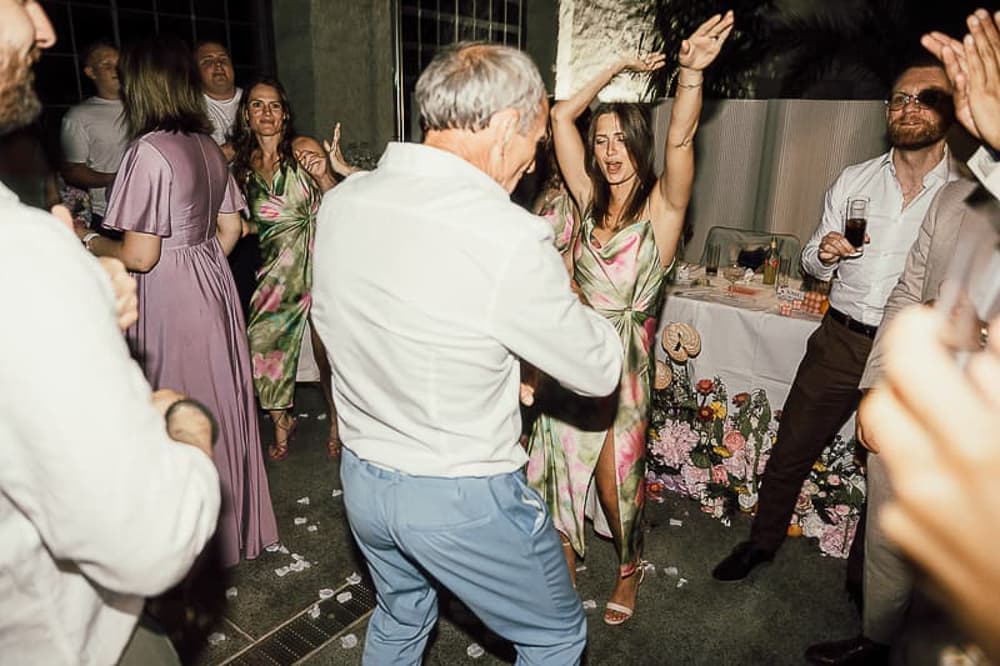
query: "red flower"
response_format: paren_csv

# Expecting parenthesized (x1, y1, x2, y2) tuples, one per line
(695, 379, 715, 396)
(732, 392, 750, 407)
(696, 406, 714, 422)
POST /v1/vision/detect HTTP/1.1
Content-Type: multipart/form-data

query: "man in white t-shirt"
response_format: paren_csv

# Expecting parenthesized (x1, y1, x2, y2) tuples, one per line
(196, 41, 242, 153)
(59, 41, 128, 222)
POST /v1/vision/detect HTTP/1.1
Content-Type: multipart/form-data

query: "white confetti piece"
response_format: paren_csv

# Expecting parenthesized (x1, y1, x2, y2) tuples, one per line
(581, 599, 597, 610)
(676, 577, 688, 588)
(225, 587, 238, 599)
(318, 588, 335, 600)
(721, 517, 732, 527)
(294, 517, 307, 525)
(336, 591, 353, 604)
(346, 572, 362, 585)
(289, 560, 307, 572)
(331, 489, 344, 498)
(297, 497, 310, 505)
(317, 413, 328, 421)
(669, 518, 683, 527)
(640, 562, 656, 576)
(292, 553, 304, 561)
(340, 633, 358, 649)
(207, 632, 226, 646)
(265, 543, 281, 553)
(279, 545, 290, 554)
(308, 604, 321, 619)
(307, 525, 318, 532)
(575, 564, 587, 572)
(664, 566, 679, 577)
(274, 566, 290, 577)
(466, 642, 485, 659)
(298, 413, 309, 418)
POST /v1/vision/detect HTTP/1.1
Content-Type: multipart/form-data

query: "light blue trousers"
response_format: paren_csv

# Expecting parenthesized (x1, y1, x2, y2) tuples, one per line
(340, 448, 586, 666)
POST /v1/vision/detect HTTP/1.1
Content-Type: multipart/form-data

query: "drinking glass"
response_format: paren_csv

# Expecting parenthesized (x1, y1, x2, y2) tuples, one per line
(705, 243, 720, 276)
(777, 255, 792, 288)
(844, 197, 868, 258)
(722, 264, 744, 291)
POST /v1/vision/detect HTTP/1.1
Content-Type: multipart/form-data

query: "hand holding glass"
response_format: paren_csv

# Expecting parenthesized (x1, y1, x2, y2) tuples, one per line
(844, 198, 868, 258)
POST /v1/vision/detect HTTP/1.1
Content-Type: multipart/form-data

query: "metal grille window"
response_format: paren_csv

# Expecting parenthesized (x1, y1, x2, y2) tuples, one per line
(37, 0, 274, 125)
(395, 0, 526, 139)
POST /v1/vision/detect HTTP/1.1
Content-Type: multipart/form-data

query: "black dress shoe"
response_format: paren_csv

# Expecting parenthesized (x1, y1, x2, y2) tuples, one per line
(711, 541, 774, 581)
(805, 635, 889, 666)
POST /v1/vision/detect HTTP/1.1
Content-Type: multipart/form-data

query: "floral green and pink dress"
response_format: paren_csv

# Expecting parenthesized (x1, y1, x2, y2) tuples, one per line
(527, 215, 670, 576)
(536, 187, 576, 255)
(246, 161, 321, 409)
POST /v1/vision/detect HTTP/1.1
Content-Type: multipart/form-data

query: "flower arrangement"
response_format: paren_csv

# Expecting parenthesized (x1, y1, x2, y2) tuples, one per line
(646, 322, 866, 558)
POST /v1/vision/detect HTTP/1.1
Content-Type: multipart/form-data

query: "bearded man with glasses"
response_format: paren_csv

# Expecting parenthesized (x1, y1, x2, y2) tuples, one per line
(711, 56, 965, 633)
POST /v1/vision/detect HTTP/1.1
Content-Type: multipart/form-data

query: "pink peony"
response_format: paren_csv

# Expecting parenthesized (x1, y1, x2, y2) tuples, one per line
(827, 474, 841, 486)
(711, 465, 728, 484)
(723, 429, 746, 453)
(649, 420, 699, 469)
(255, 283, 286, 313)
(252, 350, 285, 382)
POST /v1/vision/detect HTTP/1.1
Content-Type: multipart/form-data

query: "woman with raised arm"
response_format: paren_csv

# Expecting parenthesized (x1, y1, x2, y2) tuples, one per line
(526, 11, 734, 626)
(78, 35, 278, 567)
(230, 78, 341, 461)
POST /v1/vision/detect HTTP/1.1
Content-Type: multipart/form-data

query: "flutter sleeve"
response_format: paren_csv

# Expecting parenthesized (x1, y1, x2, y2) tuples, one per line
(102, 138, 173, 237)
(220, 171, 247, 215)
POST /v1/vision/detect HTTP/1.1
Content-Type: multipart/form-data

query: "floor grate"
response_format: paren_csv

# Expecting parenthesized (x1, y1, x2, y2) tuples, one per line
(221, 579, 377, 665)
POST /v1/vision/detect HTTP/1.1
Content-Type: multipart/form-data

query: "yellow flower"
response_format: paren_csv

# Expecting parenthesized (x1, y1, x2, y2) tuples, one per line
(710, 401, 727, 420)
(712, 446, 732, 459)
(812, 462, 827, 473)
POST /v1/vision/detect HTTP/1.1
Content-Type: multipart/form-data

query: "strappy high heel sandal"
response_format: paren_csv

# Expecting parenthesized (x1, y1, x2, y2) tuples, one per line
(268, 412, 297, 461)
(603, 560, 648, 626)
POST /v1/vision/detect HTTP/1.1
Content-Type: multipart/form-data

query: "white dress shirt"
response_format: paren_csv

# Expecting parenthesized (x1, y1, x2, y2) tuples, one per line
(801, 149, 960, 326)
(0, 183, 220, 665)
(60, 96, 129, 215)
(312, 142, 623, 478)
(203, 88, 243, 145)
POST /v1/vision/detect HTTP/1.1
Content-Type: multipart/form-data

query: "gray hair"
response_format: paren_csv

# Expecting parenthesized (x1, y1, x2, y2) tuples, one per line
(414, 42, 546, 134)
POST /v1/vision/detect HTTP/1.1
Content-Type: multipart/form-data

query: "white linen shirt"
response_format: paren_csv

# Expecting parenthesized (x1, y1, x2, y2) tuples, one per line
(312, 142, 623, 478)
(0, 183, 221, 665)
(60, 96, 129, 215)
(801, 149, 959, 326)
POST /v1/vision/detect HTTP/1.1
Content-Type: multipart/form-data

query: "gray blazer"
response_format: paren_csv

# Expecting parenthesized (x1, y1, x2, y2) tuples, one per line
(861, 177, 1000, 388)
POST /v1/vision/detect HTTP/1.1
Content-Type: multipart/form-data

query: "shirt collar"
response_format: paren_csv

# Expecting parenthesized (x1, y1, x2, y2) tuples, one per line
(378, 142, 509, 201)
(884, 145, 954, 185)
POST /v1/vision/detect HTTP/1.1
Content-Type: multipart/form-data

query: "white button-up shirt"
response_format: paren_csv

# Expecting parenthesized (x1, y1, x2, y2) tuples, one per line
(312, 142, 623, 477)
(801, 149, 959, 326)
(0, 184, 220, 665)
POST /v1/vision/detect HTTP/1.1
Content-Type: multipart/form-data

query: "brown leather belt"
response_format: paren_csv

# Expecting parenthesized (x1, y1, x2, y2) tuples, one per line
(827, 307, 879, 339)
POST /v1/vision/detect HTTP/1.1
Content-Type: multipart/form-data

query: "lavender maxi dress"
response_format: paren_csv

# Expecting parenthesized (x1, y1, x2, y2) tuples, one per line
(103, 130, 279, 567)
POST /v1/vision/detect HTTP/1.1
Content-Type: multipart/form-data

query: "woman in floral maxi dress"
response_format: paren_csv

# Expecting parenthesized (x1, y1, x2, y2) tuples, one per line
(527, 12, 733, 625)
(230, 79, 340, 460)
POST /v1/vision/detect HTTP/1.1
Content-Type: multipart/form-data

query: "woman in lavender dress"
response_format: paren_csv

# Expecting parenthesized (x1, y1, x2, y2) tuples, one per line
(78, 36, 278, 567)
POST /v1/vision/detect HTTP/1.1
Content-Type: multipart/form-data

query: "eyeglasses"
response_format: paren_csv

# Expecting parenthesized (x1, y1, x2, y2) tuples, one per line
(885, 89, 950, 111)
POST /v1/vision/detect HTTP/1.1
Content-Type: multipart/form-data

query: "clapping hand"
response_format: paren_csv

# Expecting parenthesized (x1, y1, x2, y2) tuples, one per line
(922, 9, 1000, 150)
(678, 10, 735, 72)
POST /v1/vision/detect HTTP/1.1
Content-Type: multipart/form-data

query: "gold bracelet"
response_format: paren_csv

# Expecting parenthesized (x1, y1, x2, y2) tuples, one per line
(677, 80, 703, 89)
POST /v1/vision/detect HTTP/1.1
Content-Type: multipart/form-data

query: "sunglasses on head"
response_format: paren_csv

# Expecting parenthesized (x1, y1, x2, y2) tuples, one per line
(885, 89, 950, 111)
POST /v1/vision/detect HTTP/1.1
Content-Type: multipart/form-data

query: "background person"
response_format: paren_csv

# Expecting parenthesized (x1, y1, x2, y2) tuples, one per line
(60, 40, 128, 225)
(230, 77, 340, 460)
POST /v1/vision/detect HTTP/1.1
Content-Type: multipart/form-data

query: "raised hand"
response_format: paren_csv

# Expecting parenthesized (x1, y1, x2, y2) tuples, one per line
(962, 9, 1000, 150)
(678, 10, 735, 72)
(323, 122, 360, 177)
(294, 148, 330, 183)
(620, 51, 667, 74)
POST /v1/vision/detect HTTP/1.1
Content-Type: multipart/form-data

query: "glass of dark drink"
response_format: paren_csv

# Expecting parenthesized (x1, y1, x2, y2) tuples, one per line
(844, 197, 868, 258)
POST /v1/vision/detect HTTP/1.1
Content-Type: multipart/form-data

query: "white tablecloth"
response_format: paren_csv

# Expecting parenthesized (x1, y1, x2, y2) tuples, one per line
(655, 274, 853, 439)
